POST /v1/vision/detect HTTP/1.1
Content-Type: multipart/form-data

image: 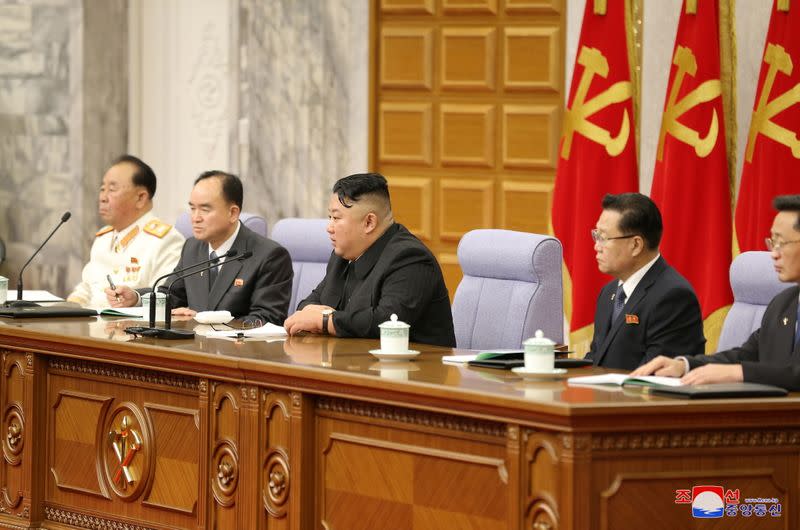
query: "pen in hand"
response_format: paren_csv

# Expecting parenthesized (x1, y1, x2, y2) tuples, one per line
(106, 274, 120, 302)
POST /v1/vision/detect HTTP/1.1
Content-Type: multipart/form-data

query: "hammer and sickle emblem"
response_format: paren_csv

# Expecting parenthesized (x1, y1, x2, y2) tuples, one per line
(745, 43, 800, 162)
(108, 415, 142, 488)
(560, 46, 632, 160)
(657, 46, 722, 161)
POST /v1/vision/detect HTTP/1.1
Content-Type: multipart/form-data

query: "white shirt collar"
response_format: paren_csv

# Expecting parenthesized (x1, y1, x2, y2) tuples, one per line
(618, 253, 661, 300)
(208, 221, 241, 263)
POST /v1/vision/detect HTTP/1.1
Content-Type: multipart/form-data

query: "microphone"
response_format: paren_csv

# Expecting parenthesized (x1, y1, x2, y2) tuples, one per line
(146, 248, 238, 328)
(125, 249, 251, 340)
(10, 211, 71, 307)
(162, 250, 253, 329)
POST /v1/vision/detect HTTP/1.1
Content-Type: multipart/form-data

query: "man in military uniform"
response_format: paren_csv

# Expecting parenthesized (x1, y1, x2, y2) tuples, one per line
(67, 155, 184, 308)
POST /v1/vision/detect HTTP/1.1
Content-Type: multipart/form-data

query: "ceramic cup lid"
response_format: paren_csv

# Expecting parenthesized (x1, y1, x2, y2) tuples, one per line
(378, 313, 410, 329)
(523, 329, 555, 347)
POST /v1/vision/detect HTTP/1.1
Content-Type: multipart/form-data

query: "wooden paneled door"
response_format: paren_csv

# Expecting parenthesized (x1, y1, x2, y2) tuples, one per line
(370, 0, 566, 296)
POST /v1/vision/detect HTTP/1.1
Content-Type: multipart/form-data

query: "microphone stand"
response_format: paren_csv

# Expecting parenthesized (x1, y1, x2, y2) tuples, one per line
(126, 250, 251, 340)
(10, 211, 71, 307)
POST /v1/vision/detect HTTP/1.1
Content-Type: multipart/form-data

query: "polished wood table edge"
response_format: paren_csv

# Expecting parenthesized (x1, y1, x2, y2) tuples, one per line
(0, 321, 245, 383)
(2, 321, 799, 432)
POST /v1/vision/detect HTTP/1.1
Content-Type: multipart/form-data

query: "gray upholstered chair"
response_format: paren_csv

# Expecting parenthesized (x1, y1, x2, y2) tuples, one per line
(716, 251, 790, 351)
(271, 218, 331, 314)
(174, 211, 268, 239)
(451, 229, 563, 350)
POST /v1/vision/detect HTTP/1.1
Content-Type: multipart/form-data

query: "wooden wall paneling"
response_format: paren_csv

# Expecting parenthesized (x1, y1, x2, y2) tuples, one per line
(141, 403, 201, 514)
(210, 383, 245, 529)
(0, 351, 41, 526)
(437, 252, 461, 301)
(380, 0, 435, 15)
(591, 440, 799, 530)
(287, 392, 313, 530)
(442, 0, 498, 15)
(440, 28, 496, 91)
(440, 104, 495, 167)
(504, 0, 562, 14)
(380, 27, 433, 90)
(379, 103, 434, 166)
(503, 27, 561, 92)
(372, 0, 565, 301)
(387, 176, 433, 240)
(316, 399, 509, 530)
(45, 360, 203, 529)
(502, 104, 560, 169)
(439, 178, 493, 241)
(259, 389, 291, 529)
(505, 425, 522, 530)
(523, 430, 564, 530)
(500, 180, 554, 235)
(49, 390, 112, 499)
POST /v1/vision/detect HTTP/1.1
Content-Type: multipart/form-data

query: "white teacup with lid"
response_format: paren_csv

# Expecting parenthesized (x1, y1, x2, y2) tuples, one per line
(378, 313, 410, 354)
(522, 329, 555, 372)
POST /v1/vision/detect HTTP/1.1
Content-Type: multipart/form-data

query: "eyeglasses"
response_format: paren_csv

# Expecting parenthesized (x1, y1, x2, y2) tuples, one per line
(591, 229, 638, 245)
(765, 238, 800, 252)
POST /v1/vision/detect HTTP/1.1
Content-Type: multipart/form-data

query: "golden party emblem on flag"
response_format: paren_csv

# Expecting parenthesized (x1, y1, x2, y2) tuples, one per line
(560, 46, 632, 159)
(657, 46, 722, 160)
(746, 43, 800, 162)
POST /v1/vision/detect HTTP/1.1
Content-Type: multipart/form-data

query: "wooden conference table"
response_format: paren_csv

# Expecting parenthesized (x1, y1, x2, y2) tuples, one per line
(0, 316, 796, 530)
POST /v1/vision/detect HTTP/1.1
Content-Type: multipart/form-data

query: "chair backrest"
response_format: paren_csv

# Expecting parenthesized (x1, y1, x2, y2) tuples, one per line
(174, 212, 268, 239)
(717, 251, 791, 351)
(271, 218, 331, 314)
(452, 229, 563, 350)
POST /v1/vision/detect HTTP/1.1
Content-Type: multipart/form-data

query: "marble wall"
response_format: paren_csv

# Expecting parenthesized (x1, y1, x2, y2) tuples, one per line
(238, 0, 369, 227)
(0, 0, 126, 298)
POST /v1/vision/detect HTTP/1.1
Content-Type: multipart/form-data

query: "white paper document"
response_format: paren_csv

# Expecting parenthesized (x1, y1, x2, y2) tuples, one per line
(567, 373, 684, 387)
(8, 290, 64, 302)
(205, 322, 288, 339)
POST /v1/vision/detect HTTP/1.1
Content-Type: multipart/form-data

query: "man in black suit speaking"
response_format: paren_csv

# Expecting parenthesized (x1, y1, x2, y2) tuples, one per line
(633, 195, 800, 391)
(284, 173, 456, 347)
(585, 193, 705, 370)
(108, 171, 293, 324)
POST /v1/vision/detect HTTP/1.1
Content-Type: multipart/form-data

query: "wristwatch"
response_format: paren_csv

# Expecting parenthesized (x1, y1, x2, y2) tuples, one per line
(321, 309, 335, 334)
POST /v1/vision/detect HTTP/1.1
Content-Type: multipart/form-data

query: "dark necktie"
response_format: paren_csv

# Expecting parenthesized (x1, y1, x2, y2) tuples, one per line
(612, 284, 627, 323)
(209, 251, 218, 290)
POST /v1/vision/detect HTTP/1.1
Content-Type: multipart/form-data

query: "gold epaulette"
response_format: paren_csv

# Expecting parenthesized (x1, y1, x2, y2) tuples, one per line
(143, 219, 173, 239)
(95, 226, 113, 237)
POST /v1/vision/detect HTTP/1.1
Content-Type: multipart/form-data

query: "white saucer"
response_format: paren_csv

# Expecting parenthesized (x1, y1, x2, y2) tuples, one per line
(512, 367, 568, 379)
(369, 349, 420, 362)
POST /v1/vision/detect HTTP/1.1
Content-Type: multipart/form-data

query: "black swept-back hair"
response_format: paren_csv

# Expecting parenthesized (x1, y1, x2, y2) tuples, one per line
(332, 172, 391, 210)
(601, 192, 663, 250)
(112, 154, 156, 199)
(195, 170, 243, 209)
(773, 195, 800, 231)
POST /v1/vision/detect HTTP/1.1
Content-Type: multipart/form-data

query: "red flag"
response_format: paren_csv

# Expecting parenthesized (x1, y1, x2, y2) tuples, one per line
(650, 0, 732, 321)
(552, 0, 638, 345)
(736, 0, 800, 251)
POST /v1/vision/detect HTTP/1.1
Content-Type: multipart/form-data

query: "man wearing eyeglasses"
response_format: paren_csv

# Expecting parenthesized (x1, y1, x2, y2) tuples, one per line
(585, 193, 705, 370)
(633, 195, 800, 391)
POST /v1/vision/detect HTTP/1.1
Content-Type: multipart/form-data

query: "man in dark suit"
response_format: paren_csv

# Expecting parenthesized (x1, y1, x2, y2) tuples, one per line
(633, 195, 800, 391)
(283, 173, 455, 347)
(585, 193, 705, 370)
(108, 171, 292, 324)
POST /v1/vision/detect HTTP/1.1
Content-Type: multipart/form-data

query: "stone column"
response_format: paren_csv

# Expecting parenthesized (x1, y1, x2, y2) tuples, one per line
(0, 0, 126, 297)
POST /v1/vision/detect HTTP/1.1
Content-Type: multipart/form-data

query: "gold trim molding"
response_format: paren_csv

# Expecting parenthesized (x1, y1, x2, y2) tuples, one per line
(317, 397, 505, 437)
(48, 359, 199, 391)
